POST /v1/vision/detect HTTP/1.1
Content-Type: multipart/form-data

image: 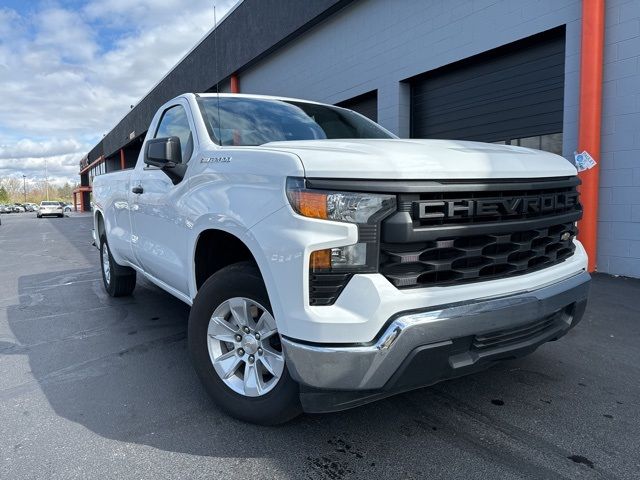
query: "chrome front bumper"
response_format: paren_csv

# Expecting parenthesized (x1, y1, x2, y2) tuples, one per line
(282, 271, 590, 393)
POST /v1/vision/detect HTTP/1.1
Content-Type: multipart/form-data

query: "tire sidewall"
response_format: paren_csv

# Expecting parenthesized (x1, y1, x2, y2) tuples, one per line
(99, 235, 115, 296)
(188, 263, 301, 424)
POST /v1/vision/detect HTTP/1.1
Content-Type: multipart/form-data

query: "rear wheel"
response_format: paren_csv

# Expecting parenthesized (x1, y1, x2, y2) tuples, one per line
(100, 235, 136, 297)
(188, 262, 301, 425)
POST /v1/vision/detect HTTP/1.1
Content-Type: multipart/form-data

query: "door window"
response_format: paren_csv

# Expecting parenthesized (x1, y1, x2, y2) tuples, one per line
(154, 105, 194, 162)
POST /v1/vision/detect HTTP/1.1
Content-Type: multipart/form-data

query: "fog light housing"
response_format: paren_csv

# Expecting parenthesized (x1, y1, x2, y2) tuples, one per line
(331, 243, 367, 269)
(310, 243, 368, 273)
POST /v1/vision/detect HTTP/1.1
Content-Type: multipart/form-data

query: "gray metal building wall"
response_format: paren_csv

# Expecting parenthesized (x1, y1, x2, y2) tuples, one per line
(238, 0, 640, 278)
(598, 0, 640, 277)
(239, 0, 582, 152)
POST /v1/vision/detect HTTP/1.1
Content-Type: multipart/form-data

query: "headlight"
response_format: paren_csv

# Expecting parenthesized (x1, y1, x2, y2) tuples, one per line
(286, 177, 396, 273)
(286, 177, 395, 224)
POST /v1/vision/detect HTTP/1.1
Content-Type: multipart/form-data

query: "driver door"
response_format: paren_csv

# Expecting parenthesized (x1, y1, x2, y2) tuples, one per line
(129, 102, 195, 295)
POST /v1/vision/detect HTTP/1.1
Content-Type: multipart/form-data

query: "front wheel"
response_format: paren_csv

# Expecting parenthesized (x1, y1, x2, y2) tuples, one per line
(188, 262, 301, 425)
(100, 235, 136, 297)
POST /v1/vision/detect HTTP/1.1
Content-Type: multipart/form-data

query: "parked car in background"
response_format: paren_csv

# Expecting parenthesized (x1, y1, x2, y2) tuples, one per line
(0, 205, 10, 214)
(63, 203, 73, 213)
(37, 201, 64, 218)
(12, 204, 25, 213)
(24, 203, 38, 212)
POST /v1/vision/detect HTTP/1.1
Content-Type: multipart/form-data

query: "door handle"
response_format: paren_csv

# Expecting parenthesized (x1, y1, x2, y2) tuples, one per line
(132, 186, 144, 194)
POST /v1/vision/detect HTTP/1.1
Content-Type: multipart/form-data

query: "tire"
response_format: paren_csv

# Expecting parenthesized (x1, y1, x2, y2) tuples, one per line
(99, 235, 136, 297)
(188, 261, 301, 425)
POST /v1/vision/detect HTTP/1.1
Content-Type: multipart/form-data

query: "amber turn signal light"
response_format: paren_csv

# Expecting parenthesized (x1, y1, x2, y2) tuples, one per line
(310, 249, 332, 271)
(296, 191, 328, 219)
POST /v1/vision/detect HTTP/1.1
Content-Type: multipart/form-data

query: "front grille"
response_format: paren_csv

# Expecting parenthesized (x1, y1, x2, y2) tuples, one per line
(380, 177, 582, 289)
(472, 309, 566, 351)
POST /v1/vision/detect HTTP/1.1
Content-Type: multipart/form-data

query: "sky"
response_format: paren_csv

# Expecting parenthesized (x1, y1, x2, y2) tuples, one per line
(0, 0, 236, 187)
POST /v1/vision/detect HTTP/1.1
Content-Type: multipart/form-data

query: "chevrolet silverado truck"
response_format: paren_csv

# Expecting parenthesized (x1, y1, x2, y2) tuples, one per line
(92, 93, 590, 424)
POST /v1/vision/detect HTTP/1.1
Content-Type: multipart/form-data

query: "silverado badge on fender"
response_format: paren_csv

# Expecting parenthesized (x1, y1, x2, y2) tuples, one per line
(201, 156, 232, 163)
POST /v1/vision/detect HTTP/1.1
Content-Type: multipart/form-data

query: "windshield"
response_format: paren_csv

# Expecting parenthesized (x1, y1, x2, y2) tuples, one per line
(41, 201, 59, 206)
(198, 97, 393, 146)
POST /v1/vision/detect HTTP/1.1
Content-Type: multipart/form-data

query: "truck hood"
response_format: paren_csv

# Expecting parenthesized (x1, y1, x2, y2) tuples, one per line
(262, 138, 577, 179)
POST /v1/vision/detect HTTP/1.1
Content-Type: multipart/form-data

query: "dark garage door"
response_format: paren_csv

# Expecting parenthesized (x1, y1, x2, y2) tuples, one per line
(410, 27, 565, 153)
(336, 90, 378, 122)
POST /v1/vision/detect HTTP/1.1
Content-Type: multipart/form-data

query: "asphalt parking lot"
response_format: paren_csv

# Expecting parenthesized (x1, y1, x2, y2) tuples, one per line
(1, 212, 639, 479)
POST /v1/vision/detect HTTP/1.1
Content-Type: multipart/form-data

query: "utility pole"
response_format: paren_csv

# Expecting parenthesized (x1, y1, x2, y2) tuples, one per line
(22, 175, 26, 202)
(44, 158, 49, 201)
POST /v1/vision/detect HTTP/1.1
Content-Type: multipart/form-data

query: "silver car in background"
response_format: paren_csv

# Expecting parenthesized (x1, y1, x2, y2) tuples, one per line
(37, 201, 64, 218)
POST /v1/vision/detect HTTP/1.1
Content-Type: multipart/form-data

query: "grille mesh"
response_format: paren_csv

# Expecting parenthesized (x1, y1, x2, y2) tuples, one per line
(381, 221, 576, 288)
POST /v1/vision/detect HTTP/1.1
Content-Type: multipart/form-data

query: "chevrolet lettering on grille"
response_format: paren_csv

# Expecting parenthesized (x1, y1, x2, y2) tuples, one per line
(414, 192, 580, 220)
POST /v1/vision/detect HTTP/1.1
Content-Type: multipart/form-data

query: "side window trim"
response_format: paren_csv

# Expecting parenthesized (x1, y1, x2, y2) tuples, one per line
(153, 104, 195, 164)
(154, 104, 181, 139)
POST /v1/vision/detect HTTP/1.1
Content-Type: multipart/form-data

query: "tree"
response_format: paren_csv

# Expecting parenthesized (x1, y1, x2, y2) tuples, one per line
(0, 185, 8, 203)
(0, 177, 22, 203)
(55, 182, 74, 202)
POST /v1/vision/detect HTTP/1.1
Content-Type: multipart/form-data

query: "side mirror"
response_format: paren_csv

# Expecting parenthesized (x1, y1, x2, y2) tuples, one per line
(144, 136, 181, 168)
(144, 136, 186, 184)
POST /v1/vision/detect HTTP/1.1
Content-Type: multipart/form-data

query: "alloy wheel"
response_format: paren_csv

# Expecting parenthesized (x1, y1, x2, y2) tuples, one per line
(206, 297, 284, 397)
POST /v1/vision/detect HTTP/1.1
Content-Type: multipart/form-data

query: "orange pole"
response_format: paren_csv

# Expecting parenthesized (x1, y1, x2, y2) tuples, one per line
(577, 0, 605, 272)
(230, 73, 240, 93)
(120, 149, 125, 170)
(230, 73, 241, 144)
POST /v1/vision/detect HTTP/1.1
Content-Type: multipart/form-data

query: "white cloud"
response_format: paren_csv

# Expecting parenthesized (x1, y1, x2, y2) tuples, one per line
(0, 153, 84, 187)
(34, 7, 98, 62)
(0, 138, 85, 159)
(0, 0, 237, 184)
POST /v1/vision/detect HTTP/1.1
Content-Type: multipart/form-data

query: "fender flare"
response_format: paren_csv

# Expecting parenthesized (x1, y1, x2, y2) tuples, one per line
(187, 219, 282, 319)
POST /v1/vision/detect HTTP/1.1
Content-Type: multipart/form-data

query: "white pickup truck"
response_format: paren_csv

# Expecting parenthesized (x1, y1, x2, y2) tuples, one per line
(92, 93, 590, 424)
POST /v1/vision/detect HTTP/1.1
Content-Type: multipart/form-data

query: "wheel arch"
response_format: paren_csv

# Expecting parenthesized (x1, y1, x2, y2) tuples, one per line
(190, 227, 278, 311)
(193, 228, 257, 289)
(94, 209, 106, 240)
